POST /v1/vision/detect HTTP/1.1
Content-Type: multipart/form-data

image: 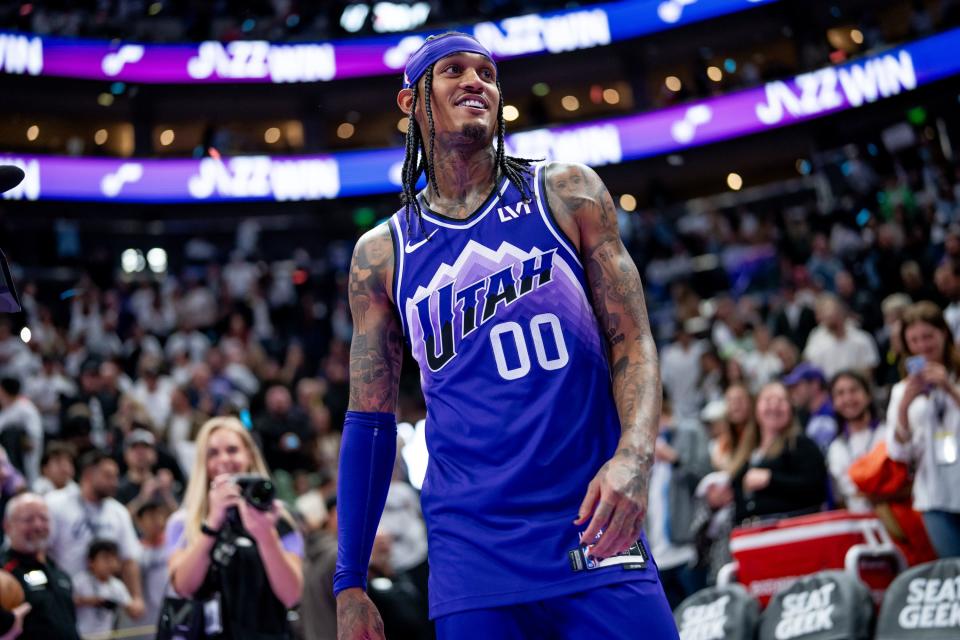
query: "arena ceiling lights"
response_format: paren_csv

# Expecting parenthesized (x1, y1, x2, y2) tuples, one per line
(3, 27, 958, 204)
(0, 0, 778, 84)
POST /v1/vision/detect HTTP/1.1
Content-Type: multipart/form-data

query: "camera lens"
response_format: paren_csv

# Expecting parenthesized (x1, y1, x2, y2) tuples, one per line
(245, 478, 275, 510)
(232, 474, 276, 511)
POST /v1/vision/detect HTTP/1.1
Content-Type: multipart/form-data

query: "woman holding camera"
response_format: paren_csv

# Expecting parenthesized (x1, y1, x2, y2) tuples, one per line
(165, 416, 303, 638)
(887, 301, 960, 558)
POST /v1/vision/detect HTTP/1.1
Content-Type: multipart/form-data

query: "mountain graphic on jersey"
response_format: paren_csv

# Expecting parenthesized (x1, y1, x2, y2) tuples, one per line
(404, 239, 601, 377)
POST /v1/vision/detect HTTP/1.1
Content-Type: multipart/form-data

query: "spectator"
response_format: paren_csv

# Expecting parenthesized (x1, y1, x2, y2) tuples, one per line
(806, 233, 843, 290)
(0, 377, 44, 484)
(33, 442, 78, 496)
(828, 370, 885, 513)
(117, 501, 172, 640)
(732, 382, 828, 524)
(116, 428, 179, 515)
(887, 301, 960, 558)
(60, 360, 110, 449)
(25, 353, 76, 438)
(73, 539, 134, 638)
(128, 357, 174, 433)
(835, 270, 880, 334)
(660, 322, 706, 421)
(901, 261, 939, 308)
(803, 293, 880, 379)
(164, 320, 211, 364)
(165, 385, 206, 476)
(45, 449, 145, 619)
(717, 383, 757, 474)
(379, 458, 431, 634)
(935, 260, 960, 340)
(0, 493, 80, 640)
(165, 417, 303, 639)
(647, 397, 712, 609)
(876, 293, 913, 387)
(366, 531, 431, 640)
(738, 324, 783, 393)
(770, 336, 801, 377)
(299, 492, 338, 640)
(771, 282, 817, 350)
(256, 384, 313, 473)
(784, 363, 839, 451)
(0, 321, 32, 382)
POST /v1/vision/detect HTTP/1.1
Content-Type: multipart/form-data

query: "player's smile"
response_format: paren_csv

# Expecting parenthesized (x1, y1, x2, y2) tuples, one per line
(454, 94, 489, 112)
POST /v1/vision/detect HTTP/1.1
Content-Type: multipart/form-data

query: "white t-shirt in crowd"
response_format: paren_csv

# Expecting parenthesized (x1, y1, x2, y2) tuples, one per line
(887, 380, 960, 513)
(827, 425, 886, 513)
(45, 489, 142, 576)
(74, 570, 131, 638)
(661, 339, 707, 421)
(803, 322, 880, 379)
(0, 396, 44, 483)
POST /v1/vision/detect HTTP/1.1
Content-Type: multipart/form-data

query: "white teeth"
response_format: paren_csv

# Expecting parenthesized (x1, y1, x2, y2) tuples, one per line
(460, 99, 485, 109)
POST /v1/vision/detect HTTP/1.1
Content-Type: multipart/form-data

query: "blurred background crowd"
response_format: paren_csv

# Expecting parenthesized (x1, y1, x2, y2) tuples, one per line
(2, 0, 960, 638)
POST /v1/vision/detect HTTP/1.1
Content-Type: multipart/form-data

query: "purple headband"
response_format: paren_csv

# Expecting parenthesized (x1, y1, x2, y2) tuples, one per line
(403, 32, 496, 88)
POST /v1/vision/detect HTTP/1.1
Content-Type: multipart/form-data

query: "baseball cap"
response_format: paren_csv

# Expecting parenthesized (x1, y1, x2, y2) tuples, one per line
(126, 429, 156, 447)
(782, 362, 827, 386)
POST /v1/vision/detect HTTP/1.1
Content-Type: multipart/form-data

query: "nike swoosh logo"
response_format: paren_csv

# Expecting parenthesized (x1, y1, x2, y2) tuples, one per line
(405, 229, 438, 254)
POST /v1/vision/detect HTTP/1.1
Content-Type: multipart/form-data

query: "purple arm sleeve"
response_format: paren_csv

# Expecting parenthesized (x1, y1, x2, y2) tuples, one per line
(333, 410, 397, 596)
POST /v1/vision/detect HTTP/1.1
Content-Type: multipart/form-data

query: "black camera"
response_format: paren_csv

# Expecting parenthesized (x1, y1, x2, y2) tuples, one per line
(233, 474, 275, 511)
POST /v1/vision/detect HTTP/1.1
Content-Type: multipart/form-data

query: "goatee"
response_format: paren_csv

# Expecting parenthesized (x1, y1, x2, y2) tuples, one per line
(461, 123, 487, 144)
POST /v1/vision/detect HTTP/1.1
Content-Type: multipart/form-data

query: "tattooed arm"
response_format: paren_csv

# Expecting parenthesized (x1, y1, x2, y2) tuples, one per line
(346, 223, 403, 413)
(337, 223, 401, 640)
(544, 162, 661, 560)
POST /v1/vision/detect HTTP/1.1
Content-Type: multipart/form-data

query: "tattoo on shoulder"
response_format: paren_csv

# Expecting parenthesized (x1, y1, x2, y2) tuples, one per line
(348, 225, 402, 413)
(547, 164, 660, 451)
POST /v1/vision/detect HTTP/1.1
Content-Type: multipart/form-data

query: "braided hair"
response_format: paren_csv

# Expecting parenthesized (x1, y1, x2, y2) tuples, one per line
(400, 51, 539, 235)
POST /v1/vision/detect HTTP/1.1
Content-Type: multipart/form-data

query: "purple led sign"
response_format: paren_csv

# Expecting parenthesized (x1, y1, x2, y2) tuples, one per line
(0, 0, 778, 84)
(2, 28, 957, 203)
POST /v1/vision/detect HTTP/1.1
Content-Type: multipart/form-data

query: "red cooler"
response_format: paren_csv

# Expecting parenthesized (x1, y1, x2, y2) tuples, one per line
(727, 510, 905, 606)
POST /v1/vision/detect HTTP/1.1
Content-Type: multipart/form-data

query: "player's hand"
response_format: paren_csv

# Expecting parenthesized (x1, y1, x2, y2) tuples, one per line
(337, 588, 386, 640)
(574, 450, 649, 561)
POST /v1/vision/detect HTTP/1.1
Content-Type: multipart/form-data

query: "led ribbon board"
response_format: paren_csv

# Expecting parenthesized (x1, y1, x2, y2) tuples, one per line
(0, 0, 777, 83)
(2, 27, 958, 203)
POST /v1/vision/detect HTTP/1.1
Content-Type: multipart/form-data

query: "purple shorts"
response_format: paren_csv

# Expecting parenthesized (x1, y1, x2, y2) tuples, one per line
(435, 578, 679, 639)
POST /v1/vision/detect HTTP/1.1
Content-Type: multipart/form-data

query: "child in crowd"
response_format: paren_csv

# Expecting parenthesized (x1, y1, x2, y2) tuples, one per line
(32, 441, 77, 496)
(115, 500, 172, 638)
(73, 539, 133, 639)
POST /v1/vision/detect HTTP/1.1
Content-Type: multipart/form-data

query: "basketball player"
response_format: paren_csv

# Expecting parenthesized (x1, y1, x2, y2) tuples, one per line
(335, 32, 678, 639)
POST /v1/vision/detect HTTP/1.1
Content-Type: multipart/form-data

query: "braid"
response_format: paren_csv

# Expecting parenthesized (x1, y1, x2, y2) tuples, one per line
(400, 83, 425, 234)
(423, 64, 438, 199)
(495, 78, 538, 203)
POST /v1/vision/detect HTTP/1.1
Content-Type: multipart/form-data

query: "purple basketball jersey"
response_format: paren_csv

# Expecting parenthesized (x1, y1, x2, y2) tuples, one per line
(389, 163, 659, 618)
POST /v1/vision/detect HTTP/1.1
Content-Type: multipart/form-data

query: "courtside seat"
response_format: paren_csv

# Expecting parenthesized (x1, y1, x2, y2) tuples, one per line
(673, 583, 759, 640)
(757, 570, 874, 640)
(875, 557, 960, 640)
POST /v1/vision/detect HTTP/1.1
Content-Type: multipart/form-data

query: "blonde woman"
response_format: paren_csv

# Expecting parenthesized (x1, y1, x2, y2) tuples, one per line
(732, 382, 827, 524)
(165, 417, 303, 639)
